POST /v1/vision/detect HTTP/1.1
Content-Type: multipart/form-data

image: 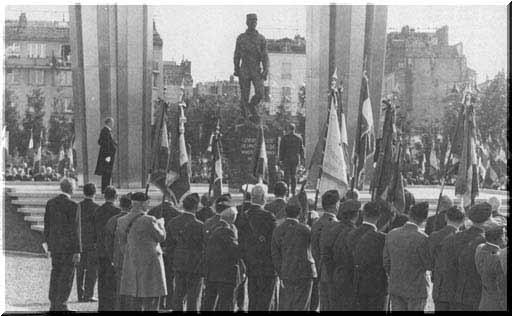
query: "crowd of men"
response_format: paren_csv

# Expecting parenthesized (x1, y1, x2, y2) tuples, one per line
(43, 177, 507, 311)
(4, 163, 77, 182)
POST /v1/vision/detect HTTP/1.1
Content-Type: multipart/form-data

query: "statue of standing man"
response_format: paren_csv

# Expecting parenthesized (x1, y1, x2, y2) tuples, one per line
(234, 13, 269, 124)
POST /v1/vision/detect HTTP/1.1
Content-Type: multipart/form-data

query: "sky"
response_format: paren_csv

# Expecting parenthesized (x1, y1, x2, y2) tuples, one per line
(4, 4, 508, 83)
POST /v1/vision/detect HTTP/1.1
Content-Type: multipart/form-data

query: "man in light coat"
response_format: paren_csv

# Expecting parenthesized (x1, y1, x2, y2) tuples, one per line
(119, 192, 167, 311)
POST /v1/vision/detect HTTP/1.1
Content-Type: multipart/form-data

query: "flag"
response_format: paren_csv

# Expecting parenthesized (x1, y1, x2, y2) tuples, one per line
(208, 120, 223, 198)
(1, 126, 8, 153)
(387, 143, 406, 213)
(455, 103, 479, 207)
(430, 148, 439, 171)
(28, 129, 34, 150)
(420, 153, 426, 175)
(496, 146, 507, 163)
(150, 101, 172, 196)
(33, 131, 42, 171)
(253, 125, 269, 184)
(168, 103, 191, 203)
(67, 142, 74, 169)
(339, 91, 350, 175)
(451, 104, 465, 159)
(318, 93, 349, 198)
(353, 72, 375, 189)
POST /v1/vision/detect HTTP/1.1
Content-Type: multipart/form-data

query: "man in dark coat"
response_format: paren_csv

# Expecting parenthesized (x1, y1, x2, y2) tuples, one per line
(94, 186, 121, 311)
(271, 203, 317, 310)
(383, 202, 431, 311)
(234, 191, 252, 311)
(202, 207, 242, 311)
(427, 206, 464, 311)
(321, 199, 360, 311)
(196, 194, 216, 223)
(425, 195, 453, 236)
(43, 178, 81, 311)
(148, 193, 181, 310)
(279, 123, 304, 196)
(76, 183, 100, 302)
(204, 194, 232, 242)
(439, 202, 492, 311)
(352, 200, 388, 311)
(264, 181, 288, 223)
(236, 184, 277, 311)
(94, 117, 117, 193)
(311, 190, 339, 311)
(167, 193, 205, 311)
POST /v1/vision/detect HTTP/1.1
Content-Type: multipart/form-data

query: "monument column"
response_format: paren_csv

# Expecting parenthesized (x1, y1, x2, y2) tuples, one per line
(69, 4, 153, 188)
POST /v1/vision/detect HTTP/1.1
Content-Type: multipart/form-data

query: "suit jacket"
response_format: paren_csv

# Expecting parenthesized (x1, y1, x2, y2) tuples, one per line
(196, 206, 216, 223)
(120, 213, 167, 297)
(264, 198, 287, 220)
(43, 194, 81, 254)
(456, 230, 486, 308)
(271, 218, 317, 280)
(237, 203, 277, 277)
(94, 126, 117, 175)
(206, 220, 241, 285)
(439, 226, 485, 304)
(94, 202, 121, 258)
(79, 198, 100, 251)
(475, 243, 506, 310)
(311, 212, 338, 277)
(383, 223, 431, 299)
(320, 219, 355, 283)
(167, 212, 205, 274)
(425, 211, 447, 236)
(353, 228, 388, 297)
(427, 224, 457, 301)
(148, 202, 181, 255)
(279, 133, 304, 166)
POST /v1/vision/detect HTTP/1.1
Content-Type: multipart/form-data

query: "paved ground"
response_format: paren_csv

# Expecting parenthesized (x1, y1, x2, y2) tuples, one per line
(2, 251, 434, 312)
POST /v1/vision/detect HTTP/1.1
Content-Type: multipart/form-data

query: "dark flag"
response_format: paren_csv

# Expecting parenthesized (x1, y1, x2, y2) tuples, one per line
(207, 119, 223, 199)
(455, 92, 479, 207)
(387, 142, 406, 213)
(149, 100, 171, 197)
(253, 125, 269, 184)
(168, 101, 191, 203)
(353, 72, 375, 189)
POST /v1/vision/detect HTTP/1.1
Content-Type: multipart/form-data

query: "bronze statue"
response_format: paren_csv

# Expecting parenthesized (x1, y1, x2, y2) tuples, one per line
(233, 13, 269, 123)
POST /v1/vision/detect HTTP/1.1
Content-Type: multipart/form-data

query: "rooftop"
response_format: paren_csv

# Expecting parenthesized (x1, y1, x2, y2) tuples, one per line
(267, 35, 305, 54)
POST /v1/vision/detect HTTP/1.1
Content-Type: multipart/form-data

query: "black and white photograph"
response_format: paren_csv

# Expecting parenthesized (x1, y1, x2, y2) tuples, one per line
(0, 0, 508, 312)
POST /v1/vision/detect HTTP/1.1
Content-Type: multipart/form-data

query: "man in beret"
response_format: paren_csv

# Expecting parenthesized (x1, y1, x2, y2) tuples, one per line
(204, 194, 232, 243)
(352, 201, 388, 310)
(438, 202, 492, 311)
(234, 191, 252, 312)
(427, 206, 464, 311)
(271, 203, 317, 310)
(167, 193, 205, 311)
(475, 220, 507, 310)
(425, 195, 453, 236)
(383, 202, 431, 311)
(320, 199, 360, 311)
(236, 184, 277, 311)
(148, 191, 181, 310)
(119, 192, 167, 311)
(264, 181, 288, 223)
(310, 190, 340, 311)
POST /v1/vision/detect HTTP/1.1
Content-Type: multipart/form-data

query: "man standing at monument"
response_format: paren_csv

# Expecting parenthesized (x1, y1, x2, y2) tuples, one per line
(233, 13, 269, 123)
(95, 117, 117, 193)
(279, 124, 304, 196)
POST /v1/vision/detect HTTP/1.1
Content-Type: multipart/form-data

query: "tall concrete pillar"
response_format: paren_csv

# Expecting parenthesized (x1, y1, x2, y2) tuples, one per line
(305, 5, 387, 187)
(69, 4, 153, 188)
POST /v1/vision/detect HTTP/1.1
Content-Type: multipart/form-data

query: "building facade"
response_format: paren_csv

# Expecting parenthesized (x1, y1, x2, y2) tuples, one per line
(263, 35, 306, 116)
(194, 75, 240, 98)
(151, 21, 164, 124)
(163, 59, 194, 102)
(384, 25, 477, 134)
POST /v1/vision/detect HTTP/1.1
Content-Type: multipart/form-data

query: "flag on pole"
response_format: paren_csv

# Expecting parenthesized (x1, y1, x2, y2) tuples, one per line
(387, 143, 406, 213)
(149, 100, 172, 196)
(253, 125, 269, 184)
(67, 142, 74, 169)
(168, 100, 191, 203)
(430, 148, 439, 171)
(1, 126, 8, 154)
(353, 72, 375, 189)
(58, 145, 65, 162)
(496, 146, 507, 163)
(318, 93, 349, 198)
(420, 153, 426, 175)
(33, 131, 43, 171)
(339, 92, 350, 175)
(208, 120, 223, 198)
(28, 129, 34, 150)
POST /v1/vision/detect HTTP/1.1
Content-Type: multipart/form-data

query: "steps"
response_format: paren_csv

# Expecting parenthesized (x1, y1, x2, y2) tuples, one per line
(4, 183, 509, 233)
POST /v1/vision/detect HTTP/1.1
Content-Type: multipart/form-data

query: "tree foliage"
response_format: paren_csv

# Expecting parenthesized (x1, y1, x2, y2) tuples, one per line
(20, 88, 46, 156)
(4, 89, 22, 155)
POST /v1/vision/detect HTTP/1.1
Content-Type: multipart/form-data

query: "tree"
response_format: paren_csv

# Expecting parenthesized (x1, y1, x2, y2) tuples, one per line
(21, 88, 46, 156)
(4, 89, 21, 155)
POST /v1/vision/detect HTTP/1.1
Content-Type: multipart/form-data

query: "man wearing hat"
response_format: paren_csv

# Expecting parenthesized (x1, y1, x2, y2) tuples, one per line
(427, 206, 464, 311)
(204, 194, 233, 242)
(425, 195, 453, 236)
(271, 203, 317, 310)
(352, 201, 388, 311)
(320, 199, 360, 311)
(438, 202, 492, 311)
(475, 220, 507, 310)
(234, 191, 251, 312)
(310, 190, 340, 311)
(383, 202, 431, 311)
(167, 193, 205, 311)
(233, 13, 269, 122)
(264, 181, 288, 224)
(279, 124, 305, 196)
(119, 192, 167, 311)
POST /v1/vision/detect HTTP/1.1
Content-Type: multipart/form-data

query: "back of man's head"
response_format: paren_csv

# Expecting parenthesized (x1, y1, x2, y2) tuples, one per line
(251, 184, 267, 205)
(438, 195, 453, 212)
(220, 206, 238, 224)
(445, 206, 464, 224)
(183, 193, 200, 213)
(83, 183, 96, 198)
(274, 181, 288, 198)
(287, 123, 296, 133)
(344, 189, 359, 201)
(215, 194, 232, 213)
(285, 203, 301, 219)
(104, 186, 117, 201)
(410, 202, 429, 224)
(201, 194, 212, 207)
(362, 201, 380, 221)
(322, 190, 340, 212)
(60, 178, 75, 195)
(119, 194, 132, 210)
(488, 196, 500, 213)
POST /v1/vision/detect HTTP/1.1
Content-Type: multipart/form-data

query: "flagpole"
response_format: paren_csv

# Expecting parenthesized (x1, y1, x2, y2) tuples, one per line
(146, 99, 167, 196)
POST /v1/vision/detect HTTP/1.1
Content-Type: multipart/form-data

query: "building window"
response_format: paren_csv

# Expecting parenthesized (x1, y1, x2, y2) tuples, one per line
(6, 42, 21, 58)
(62, 98, 73, 113)
(282, 87, 292, 103)
(163, 74, 171, 86)
(58, 71, 72, 86)
(61, 45, 71, 63)
(281, 62, 292, 80)
(28, 43, 47, 58)
(29, 70, 45, 85)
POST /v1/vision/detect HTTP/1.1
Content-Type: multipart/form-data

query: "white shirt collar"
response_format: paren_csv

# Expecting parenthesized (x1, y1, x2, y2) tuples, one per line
(61, 192, 71, 199)
(182, 210, 195, 216)
(362, 221, 377, 231)
(286, 218, 299, 223)
(405, 221, 419, 229)
(487, 242, 501, 249)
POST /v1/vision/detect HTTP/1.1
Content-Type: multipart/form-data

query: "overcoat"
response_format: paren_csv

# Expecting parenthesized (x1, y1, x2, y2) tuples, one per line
(475, 243, 506, 310)
(94, 126, 116, 175)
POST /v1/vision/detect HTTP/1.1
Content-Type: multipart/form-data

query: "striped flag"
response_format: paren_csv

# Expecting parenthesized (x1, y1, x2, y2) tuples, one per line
(353, 72, 375, 189)
(150, 100, 172, 197)
(208, 119, 223, 198)
(168, 102, 191, 203)
(253, 125, 268, 184)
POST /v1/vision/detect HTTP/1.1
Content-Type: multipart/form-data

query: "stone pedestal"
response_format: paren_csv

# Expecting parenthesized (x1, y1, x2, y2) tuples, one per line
(69, 4, 153, 188)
